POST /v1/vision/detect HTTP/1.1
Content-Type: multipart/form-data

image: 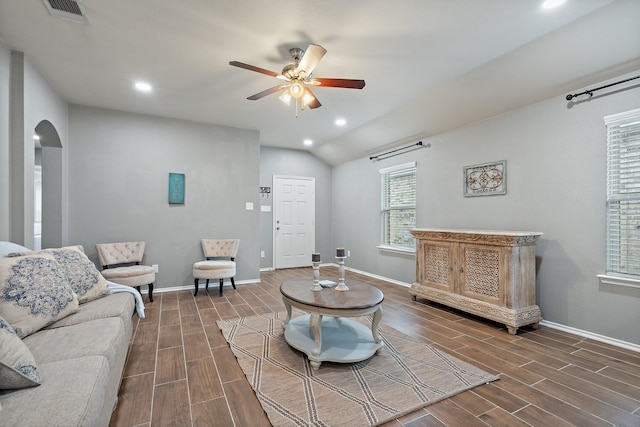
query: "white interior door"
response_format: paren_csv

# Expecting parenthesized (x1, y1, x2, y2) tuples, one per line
(274, 176, 315, 269)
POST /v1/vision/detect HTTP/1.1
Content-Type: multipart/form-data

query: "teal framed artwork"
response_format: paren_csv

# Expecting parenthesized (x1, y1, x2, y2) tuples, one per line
(169, 173, 185, 205)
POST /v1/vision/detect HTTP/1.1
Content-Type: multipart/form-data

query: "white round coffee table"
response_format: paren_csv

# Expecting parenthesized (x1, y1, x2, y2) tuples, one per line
(280, 279, 384, 370)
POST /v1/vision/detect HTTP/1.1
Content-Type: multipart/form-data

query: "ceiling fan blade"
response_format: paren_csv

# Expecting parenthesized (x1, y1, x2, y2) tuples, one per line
(312, 78, 366, 89)
(296, 44, 327, 77)
(247, 85, 285, 100)
(303, 87, 322, 109)
(229, 61, 280, 78)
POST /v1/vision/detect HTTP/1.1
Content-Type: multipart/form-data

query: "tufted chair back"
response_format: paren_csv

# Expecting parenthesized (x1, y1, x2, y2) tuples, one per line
(95, 241, 155, 302)
(96, 241, 146, 267)
(201, 239, 240, 259)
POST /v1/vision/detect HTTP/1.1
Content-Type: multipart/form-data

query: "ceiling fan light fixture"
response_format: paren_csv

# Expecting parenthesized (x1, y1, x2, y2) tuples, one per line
(289, 82, 304, 99)
(302, 92, 315, 106)
(278, 92, 292, 105)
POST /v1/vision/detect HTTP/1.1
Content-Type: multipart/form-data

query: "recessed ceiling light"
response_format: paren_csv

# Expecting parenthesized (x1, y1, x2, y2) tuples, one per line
(542, 0, 566, 9)
(303, 139, 313, 146)
(335, 118, 347, 126)
(134, 81, 152, 93)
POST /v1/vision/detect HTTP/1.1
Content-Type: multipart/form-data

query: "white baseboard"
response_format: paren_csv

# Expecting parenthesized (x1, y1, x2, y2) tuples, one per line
(539, 320, 640, 353)
(143, 267, 640, 352)
(147, 278, 261, 295)
(342, 265, 412, 288)
(338, 264, 639, 352)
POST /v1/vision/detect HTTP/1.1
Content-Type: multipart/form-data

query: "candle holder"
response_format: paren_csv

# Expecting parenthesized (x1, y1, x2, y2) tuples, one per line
(335, 256, 349, 291)
(311, 260, 322, 291)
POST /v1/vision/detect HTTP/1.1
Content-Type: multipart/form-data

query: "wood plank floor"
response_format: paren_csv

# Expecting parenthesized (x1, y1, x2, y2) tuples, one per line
(109, 267, 640, 427)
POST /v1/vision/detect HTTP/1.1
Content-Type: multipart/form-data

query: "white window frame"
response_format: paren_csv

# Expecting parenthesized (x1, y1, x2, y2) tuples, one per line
(597, 108, 640, 289)
(378, 161, 416, 254)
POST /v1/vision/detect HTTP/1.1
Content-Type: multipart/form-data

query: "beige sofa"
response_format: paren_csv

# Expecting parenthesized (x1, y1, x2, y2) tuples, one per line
(0, 242, 137, 427)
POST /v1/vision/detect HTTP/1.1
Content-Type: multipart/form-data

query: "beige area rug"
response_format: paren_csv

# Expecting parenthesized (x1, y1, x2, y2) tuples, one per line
(217, 312, 499, 427)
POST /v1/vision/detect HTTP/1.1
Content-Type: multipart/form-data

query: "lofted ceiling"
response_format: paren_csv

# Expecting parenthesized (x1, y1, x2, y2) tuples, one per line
(0, 0, 639, 165)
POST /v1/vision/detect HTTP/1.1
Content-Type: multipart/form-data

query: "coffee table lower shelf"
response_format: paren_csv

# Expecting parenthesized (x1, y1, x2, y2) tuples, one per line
(283, 314, 383, 370)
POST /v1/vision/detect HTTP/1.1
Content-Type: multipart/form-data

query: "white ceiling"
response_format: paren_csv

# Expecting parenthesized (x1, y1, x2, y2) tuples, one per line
(1, 0, 639, 165)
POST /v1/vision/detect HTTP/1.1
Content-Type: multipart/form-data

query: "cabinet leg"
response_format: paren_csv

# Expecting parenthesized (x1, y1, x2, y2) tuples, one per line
(507, 326, 518, 335)
(412, 295, 417, 301)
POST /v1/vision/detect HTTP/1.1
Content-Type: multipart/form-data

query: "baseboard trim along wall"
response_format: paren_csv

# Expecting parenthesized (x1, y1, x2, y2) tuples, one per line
(150, 278, 262, 295)
(343, 265, 639, 352)
(141, 267, 639, 352)
(539, 320, 640, 353)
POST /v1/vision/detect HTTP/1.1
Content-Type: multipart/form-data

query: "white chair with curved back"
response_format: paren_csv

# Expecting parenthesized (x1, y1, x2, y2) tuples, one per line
(95, 241, 155, 302)
(193, 239, 239, 297)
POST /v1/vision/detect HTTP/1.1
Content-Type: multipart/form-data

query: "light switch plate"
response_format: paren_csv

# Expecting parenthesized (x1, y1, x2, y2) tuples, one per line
(245, 202, 254, 210)
(261, 205, 271, 212)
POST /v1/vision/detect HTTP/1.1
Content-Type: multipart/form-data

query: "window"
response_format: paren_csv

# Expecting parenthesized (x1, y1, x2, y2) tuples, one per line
(605, 108, 640, 279)
(380, 162, 416, 251)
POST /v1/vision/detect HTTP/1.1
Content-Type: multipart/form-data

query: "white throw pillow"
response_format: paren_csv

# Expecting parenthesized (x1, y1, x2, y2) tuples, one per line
(0, 253, 79, 338)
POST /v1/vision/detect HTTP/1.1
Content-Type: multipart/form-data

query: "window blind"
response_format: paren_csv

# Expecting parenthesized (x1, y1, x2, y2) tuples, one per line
(605, 109, 640, 276)
(380, 162, 416, 250)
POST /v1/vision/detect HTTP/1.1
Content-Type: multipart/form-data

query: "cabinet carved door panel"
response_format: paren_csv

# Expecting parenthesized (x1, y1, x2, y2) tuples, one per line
(422, 242, 455, 293)
(459, 244, 502, 305)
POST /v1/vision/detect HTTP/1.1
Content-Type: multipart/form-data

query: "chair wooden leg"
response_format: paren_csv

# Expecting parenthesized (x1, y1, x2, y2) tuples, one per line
(194, 278, 199, 296)
(136, 286, 141, 295)
(219, 278, 224, 296)
(148, 283, 154, 302)
(231, 277, 236, 289)
(205, 279, 210, 293)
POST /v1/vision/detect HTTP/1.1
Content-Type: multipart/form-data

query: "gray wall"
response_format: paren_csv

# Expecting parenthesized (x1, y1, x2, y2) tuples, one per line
(259, 146, 333, 269)
(68, 105, 261, 289)
(0, 46, 68, 248)
(0, 43, 10, 240)
(333, 71, 640, 344)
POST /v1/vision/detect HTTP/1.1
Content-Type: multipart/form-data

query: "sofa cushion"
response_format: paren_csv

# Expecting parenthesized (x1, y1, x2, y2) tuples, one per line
(24, 317, 127, 367)
(0, 253, 79, 338)
(0, 315, 41, 389)
(0, 356, 114, 427)
(41, 246, 109, 304)
(46, 292, 134, 332)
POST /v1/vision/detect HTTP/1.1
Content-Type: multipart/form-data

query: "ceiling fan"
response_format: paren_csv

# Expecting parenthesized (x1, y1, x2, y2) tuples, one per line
(229, 44, 365, 111)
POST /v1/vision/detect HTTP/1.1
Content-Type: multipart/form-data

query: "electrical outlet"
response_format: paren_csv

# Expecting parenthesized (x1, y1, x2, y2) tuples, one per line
(260, 251, 265, 258)
(152, 264, 158, 273)
(347, 250, 351, 257)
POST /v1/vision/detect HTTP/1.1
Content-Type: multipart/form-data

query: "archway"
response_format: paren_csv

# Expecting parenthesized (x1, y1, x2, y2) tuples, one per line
(34, 120, 63, 249)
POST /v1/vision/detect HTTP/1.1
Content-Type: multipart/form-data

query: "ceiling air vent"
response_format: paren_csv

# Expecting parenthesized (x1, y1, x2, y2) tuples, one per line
(42, 0, 89, 24)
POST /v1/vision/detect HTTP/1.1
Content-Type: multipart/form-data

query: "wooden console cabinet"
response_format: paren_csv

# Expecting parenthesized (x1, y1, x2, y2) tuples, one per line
(409, 229, 543, 334)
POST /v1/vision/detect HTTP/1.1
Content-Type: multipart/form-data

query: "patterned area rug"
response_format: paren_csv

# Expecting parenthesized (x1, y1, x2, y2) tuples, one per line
(217, 312, 499, 426)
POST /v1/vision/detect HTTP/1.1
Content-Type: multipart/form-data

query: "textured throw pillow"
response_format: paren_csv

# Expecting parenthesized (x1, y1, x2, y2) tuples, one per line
(0, 315, 42, 389)
(0, 253, 79, 338)
(41, 246, 108, 304)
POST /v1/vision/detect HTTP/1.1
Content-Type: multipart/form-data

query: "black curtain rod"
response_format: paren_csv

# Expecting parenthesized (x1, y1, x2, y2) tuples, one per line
(565, 75, 640, 101)
(370, 141, 424, 161)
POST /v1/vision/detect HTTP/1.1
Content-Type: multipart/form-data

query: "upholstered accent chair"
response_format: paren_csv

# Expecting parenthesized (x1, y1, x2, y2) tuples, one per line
(193, 239, 239, 296)
(95, 241, 155, 302)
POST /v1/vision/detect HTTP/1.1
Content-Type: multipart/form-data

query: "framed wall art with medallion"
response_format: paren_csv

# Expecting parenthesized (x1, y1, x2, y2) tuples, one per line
(463, 160, 506, 197)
